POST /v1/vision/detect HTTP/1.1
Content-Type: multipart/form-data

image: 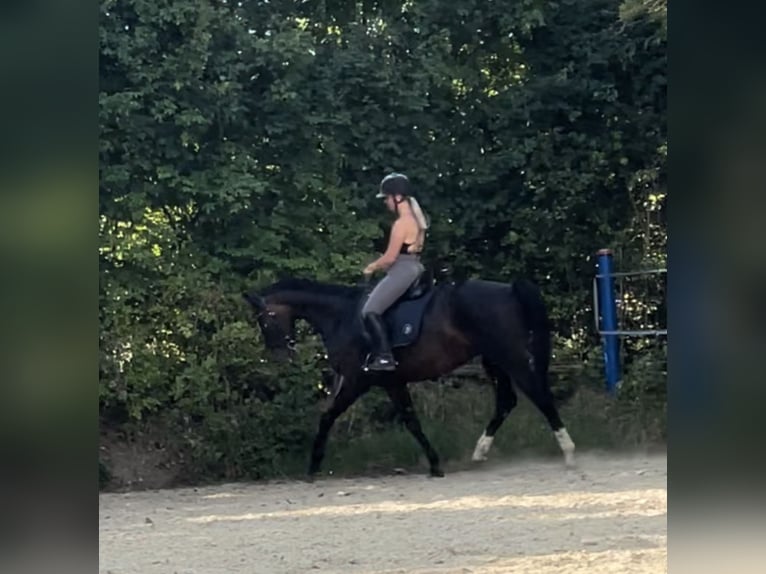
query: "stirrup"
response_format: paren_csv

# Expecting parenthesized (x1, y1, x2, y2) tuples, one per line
(363, 353, 396, 372)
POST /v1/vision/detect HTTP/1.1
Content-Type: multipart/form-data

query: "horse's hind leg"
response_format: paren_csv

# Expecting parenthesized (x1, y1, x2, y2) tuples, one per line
(472, 359, 518, 462)
(385, 384, 444, 477)
(502, 356, 576, 467)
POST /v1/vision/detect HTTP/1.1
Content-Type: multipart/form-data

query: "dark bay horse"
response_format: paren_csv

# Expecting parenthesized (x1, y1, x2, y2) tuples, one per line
(243, 275, 575, 478)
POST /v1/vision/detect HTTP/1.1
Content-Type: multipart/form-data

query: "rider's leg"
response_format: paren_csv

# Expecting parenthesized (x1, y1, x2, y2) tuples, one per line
(362, 312, 395, 370)
(361, 256, 423, 371)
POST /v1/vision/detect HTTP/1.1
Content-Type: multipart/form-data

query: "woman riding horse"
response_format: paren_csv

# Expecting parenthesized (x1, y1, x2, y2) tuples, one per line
(361, 173, 430, 371)
(242, 173, 576, 477)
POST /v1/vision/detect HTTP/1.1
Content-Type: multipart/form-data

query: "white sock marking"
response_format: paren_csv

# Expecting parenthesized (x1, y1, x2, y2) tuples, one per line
(555, 427, 576, 467)
(472, 431, 494, 462)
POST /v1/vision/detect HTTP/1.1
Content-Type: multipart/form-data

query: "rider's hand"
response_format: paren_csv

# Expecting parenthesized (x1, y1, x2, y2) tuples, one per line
(363, 263, 375, 276)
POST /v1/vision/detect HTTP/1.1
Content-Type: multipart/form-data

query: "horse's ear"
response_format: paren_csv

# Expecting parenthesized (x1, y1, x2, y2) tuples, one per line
(242, 292, 265, 310)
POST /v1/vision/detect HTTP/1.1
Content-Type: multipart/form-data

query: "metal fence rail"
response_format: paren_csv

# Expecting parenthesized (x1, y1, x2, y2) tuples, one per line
(593, 249, 667, 394)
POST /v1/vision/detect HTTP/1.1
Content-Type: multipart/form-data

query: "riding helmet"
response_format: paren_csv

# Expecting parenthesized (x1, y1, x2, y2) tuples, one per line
(376, 172, 412, 198)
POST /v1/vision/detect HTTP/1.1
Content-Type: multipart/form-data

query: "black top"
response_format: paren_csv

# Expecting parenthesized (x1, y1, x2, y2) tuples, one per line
(400, 242, 421, 254)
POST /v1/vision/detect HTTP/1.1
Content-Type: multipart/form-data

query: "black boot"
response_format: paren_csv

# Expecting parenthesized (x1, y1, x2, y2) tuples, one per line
(363, 313, 396, 371)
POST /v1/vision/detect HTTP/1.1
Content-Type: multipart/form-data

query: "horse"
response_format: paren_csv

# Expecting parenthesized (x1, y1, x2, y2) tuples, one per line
(242, 272, 576, 478)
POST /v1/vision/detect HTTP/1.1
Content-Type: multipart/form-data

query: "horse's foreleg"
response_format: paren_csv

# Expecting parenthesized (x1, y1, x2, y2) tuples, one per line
(385, 384, 444, 477)
(472, 359, 518, 462)
(308, 378, 363, 477)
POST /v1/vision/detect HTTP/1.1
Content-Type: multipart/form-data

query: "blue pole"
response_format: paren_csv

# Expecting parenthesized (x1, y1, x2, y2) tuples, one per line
(596, 249, 621, 394)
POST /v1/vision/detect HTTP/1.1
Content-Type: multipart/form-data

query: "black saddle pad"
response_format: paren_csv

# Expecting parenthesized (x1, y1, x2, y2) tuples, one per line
(384, 289, 437, 348)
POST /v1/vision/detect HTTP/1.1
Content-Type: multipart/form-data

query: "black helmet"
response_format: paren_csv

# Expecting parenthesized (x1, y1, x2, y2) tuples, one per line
(376, 172, 411, 198)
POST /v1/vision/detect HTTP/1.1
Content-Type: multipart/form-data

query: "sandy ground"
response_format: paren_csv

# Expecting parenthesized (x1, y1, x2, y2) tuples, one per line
(99, 452, 667, 574)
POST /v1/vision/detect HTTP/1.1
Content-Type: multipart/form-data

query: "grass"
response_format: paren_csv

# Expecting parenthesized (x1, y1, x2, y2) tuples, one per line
(303, 380, 666, 479)
(100, 368, 667, 489)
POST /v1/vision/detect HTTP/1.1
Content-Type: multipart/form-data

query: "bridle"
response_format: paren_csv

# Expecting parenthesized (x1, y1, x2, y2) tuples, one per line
(256, 308, 297, 351)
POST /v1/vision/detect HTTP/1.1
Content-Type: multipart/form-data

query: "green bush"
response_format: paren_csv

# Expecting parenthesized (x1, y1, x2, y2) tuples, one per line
(99, 0, 666, 489)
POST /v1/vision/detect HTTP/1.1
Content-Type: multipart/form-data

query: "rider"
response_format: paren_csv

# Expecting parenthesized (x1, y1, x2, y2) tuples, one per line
(361, 172, 429, 371)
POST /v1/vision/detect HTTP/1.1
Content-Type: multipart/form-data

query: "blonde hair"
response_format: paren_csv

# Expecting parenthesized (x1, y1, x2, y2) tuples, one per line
(408, 196, 429, 231)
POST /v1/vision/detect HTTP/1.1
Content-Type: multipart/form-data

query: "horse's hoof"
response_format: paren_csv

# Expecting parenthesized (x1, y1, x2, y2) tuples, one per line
(429, 468, 445, 478)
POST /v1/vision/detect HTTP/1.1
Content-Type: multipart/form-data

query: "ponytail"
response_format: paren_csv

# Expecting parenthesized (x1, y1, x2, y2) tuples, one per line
(408, 196, 429, 231)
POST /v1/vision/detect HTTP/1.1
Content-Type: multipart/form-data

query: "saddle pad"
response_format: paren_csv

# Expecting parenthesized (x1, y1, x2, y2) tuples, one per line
(384, 289, 437, 348)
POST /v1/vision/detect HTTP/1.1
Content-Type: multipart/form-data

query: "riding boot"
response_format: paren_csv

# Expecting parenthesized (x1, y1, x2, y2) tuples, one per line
(363, 313, 396, 371)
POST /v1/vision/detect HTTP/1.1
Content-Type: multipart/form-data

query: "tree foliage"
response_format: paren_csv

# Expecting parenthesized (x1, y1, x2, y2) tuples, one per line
(99, 0, 666, 482)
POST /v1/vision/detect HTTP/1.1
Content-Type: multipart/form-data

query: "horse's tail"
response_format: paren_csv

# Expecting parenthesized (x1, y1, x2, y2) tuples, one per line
(511, 279, 575, 405)
(511, 279, 551, 381)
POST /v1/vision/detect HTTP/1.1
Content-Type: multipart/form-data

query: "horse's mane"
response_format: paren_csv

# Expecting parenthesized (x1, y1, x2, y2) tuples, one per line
(260, 277, 362, 300)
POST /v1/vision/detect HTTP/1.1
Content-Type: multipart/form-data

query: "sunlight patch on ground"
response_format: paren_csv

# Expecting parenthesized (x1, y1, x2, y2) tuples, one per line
(187, 488, 666, 524)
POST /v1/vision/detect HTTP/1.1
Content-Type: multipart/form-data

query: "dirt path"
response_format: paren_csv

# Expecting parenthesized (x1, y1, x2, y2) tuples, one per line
(99, 452, 666, 574)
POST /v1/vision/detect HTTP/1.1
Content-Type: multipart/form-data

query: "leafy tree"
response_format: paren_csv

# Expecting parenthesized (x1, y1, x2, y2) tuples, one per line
(99, 0, 666, 484)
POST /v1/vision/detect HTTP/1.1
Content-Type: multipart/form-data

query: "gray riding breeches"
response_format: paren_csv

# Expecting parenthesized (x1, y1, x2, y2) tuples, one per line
(362, 254, 424, 316)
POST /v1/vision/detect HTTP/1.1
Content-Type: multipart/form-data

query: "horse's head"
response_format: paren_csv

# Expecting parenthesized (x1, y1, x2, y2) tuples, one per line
(242, 291, 297, 360)
(244, 277, 363, 363)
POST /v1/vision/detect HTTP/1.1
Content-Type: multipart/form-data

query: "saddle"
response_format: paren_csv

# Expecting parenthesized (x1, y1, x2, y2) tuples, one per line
(400, 269, 432, 300)
(380, 268, 437, 348)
